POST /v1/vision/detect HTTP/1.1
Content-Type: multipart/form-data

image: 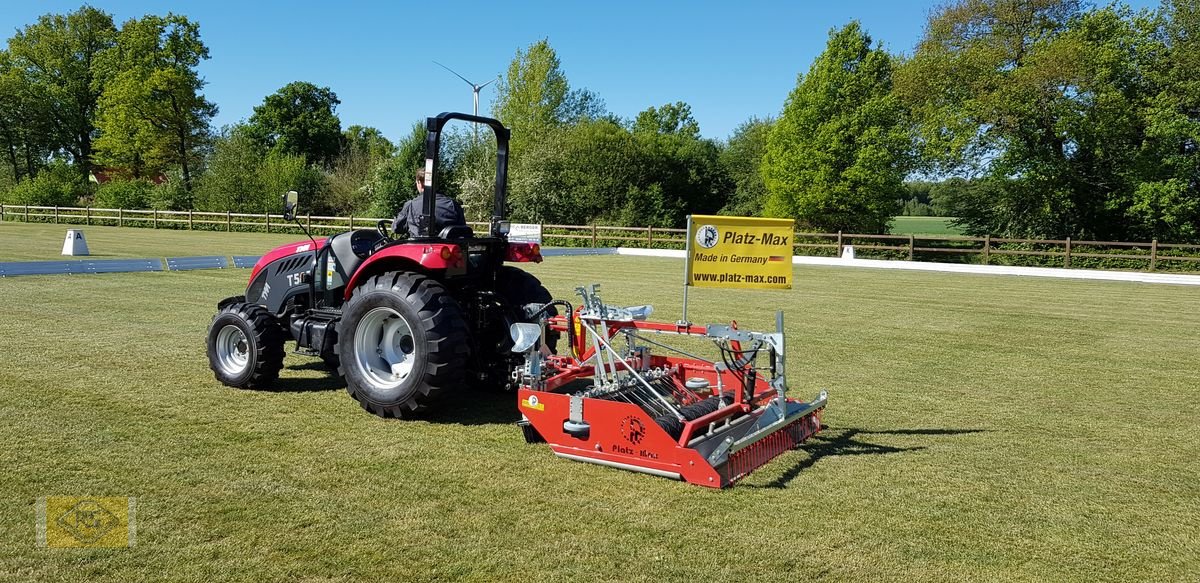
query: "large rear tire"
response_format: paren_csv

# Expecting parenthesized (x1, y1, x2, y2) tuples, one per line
(336, 271, 469, 418)
(496, 266, 558, 352)
(206, 303, 286, 388)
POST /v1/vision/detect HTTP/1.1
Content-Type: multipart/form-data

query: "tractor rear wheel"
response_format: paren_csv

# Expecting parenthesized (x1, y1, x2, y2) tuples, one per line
(336, 271, 469, 418)
(206, 303, 286, 388)
(496, 266, 558, 352)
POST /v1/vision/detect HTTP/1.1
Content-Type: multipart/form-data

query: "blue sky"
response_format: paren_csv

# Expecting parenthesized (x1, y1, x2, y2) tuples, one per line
(2, 0, 1160, 142)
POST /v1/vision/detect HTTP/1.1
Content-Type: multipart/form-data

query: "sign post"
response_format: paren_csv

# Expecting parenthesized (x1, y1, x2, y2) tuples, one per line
(681, 214, 794, 323)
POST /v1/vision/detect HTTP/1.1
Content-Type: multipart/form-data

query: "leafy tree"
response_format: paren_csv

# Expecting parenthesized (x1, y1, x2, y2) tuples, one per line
(632, 102, 700, 138)
(896, 0, 1194, 240)
(194, 125, 324, 214)
(366, 121, 427, 218)
(1126, 0, 1200, 242)
(719, 117, 773, 216)
(247, 81, 343, 166)
(762, 22, 911, 233)
(1, 159, 83, 205)
(343, 125, 395, 160)
(192, 126, 262, 212)
(629, 104, 728, 226)
(508, 118, 640, 224)
(93, 14, 216, 189)
(492, 39, 604, 152)
(93, 178, 154, 209)
(0, 49, 54, 182)
(5, 6, 118, 184)
(93, 15, 213, 184)
(323, 125, 396, 215)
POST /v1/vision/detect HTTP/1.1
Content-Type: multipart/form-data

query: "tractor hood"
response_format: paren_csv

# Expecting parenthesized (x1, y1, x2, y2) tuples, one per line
(249, 238, 327, 283)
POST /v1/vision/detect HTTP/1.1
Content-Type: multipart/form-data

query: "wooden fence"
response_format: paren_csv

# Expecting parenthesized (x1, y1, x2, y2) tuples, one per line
(4, 204, 1200, 272)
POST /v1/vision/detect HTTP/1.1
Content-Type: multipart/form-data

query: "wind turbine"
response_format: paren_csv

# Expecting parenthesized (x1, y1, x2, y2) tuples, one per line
(433, 61, 496, 140)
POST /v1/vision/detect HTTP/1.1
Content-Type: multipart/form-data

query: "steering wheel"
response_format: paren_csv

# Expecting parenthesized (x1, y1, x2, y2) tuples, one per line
(376, 219, 392, 241)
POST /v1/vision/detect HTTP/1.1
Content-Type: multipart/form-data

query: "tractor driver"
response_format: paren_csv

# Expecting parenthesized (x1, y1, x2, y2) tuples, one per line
(390, 167, 467, 238)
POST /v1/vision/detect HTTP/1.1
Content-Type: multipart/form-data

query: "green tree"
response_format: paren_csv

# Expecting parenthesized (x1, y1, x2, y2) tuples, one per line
(492, 39, 604, 152)
(194, 125, 323, 214)
(508, 118, 639, 224)
(93, 14, 216, 189)
(762, 22, 911, 233)
(343, 125, 395, 160)
(5, 6, 118, 185)
(1126, 0, 1200, 242)
(628, 103, 728, 226)
(0, 49, 54, 182)
(719, 117, 773, 216)
(632, 102, 700, 138)
(366, 121, 427, 218)
(247, 81, 343, 166)
(896, 0, 1190, 240)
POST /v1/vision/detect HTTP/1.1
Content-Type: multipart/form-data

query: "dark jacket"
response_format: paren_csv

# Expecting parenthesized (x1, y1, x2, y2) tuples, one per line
(391, 193, 467, 237)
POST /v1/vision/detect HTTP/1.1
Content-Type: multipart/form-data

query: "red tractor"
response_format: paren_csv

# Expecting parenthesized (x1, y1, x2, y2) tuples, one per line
(205, 113, 552, 417)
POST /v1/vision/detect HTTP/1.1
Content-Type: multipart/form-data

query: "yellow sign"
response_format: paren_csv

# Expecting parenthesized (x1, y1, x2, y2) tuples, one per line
(39, 496, 135, 548)
(686, 215, 794, 289)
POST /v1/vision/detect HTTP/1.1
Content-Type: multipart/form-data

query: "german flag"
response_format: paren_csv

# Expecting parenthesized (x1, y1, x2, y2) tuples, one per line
(768, 256, 786, 262)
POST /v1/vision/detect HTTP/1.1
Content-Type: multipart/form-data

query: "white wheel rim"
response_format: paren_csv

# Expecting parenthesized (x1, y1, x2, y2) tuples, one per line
(354, 307, 416, 390)
(215, 324, 250, 375)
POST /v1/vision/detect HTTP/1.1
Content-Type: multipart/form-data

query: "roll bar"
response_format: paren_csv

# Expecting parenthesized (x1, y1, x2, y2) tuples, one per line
(418, 112, 511, 238)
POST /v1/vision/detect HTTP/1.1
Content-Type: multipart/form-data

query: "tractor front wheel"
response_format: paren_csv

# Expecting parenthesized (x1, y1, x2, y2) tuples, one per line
(206, 303, 286, 388)
(336, 271, 469, 418)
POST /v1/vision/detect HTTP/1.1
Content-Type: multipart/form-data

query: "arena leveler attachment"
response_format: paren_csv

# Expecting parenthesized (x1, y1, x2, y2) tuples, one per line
(512, 285, 827, 488)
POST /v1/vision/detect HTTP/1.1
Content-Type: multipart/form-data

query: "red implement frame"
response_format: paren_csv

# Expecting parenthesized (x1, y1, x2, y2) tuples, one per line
(517, 314, 826, 488)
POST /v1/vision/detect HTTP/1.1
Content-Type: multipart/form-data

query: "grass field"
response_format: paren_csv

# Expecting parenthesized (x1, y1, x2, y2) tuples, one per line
(890, 216, 965, 236)
(1, 224, 1198, 581)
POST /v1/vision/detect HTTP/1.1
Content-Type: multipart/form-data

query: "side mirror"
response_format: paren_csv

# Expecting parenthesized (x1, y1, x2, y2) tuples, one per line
(282, 190, 299, 221)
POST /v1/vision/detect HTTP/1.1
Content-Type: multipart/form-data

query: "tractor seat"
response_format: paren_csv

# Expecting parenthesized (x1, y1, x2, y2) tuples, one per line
(330, 229, 385, 278)
(439, 225, 474, 239)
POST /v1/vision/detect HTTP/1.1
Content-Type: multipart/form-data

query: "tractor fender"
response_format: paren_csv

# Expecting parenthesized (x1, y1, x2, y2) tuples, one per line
(343, 243, 464, 300)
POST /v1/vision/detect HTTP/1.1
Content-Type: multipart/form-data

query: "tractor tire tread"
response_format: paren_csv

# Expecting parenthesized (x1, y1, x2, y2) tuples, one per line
(337, 271, 469, 419)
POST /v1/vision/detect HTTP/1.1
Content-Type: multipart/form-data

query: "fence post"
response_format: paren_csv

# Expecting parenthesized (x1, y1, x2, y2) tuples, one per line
(307, 214, 312, 232)
(908, 235, 915, 261)
(265, 212, 270, 233)
(25, 204, 29, 222)
(226, 211, 231, 232)
(55, 206, 59, 224)
(118, 208, 123, 228)
(153, 209, 157, 228)
(983, 235, 991, 264)
(1150, 238, 1158, 272)
(86, 206, 91, 226)
(647, 226, 653, 247)
(590, 224, 596, 247)
(188, 209, 193, 230)
(1064, 237, 1072, 268)
(349, 215, 354, 230)
(836, 231, 843, 258)
(0, 204, 4, 222)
